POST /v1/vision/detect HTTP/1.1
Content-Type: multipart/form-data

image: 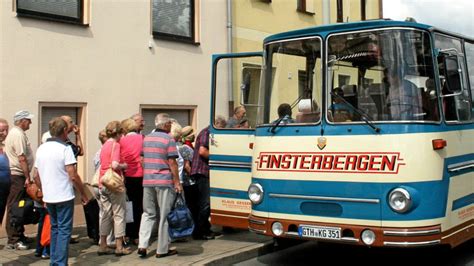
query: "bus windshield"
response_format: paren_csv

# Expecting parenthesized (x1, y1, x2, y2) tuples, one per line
(259, 37, 323, 125)
(327, 29, 439, 123)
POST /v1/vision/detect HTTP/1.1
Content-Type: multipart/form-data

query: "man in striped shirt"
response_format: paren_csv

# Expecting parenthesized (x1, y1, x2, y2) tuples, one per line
(137, 113, 183, 259)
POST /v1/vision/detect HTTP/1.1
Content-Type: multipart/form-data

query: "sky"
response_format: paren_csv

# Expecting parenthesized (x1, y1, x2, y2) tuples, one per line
(382, 0, 474, 37)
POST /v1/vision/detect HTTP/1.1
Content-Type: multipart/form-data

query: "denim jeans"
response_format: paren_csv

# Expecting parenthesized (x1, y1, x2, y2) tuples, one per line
(47, 199, 74, 266)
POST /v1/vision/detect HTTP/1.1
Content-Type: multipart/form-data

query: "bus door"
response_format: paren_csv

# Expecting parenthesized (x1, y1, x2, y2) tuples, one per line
(435, 33, 474, 233)
(209, 52, 262, 229)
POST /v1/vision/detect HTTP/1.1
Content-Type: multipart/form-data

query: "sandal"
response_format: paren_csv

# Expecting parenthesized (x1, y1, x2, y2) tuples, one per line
(115, 247, 132, 256)
(97, 247, 115, 256)
(156, 249, 178, 258)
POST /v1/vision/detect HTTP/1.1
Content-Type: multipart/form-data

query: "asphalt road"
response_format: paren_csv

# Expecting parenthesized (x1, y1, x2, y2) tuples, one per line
(236, 239, 474, 266)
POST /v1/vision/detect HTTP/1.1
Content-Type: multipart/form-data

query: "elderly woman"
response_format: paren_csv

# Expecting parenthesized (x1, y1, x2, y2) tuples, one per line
(97, 121, 131, 256)
(119, 118, 143, 245)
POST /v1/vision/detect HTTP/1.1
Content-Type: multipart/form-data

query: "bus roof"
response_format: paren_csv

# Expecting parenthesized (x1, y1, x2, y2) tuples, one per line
(263, 19, 473, 44)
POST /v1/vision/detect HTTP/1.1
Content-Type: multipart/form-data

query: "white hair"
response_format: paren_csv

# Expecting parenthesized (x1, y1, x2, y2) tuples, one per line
(154, 113, 170, 129)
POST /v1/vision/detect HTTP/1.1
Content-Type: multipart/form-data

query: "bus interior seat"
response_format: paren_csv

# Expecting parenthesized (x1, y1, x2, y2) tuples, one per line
(296, 99, 320, 123)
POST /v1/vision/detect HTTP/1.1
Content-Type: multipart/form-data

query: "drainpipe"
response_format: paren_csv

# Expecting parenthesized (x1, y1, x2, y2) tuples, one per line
(227, 0, 234, 107)
(322, 0, 330, 25)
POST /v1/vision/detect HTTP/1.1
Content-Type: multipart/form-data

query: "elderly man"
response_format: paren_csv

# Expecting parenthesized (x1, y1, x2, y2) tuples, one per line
(226, 106, 246, 128)
(137, 113, 182, 259)
(4, 110, 35, 250)
(34, 117, 87, 265)
(42, 115, 83, 157)
(131, 113, 145, 134)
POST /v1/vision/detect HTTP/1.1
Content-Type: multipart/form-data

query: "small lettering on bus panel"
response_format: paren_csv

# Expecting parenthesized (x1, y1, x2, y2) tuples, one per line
(255, 152, 405, 174)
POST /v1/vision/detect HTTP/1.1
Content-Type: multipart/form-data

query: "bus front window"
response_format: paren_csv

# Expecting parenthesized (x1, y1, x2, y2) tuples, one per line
(327, 29, 439, 123)
(259, 37, 323, 125)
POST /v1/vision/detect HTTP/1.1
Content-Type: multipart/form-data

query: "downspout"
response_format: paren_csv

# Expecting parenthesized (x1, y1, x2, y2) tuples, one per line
(227, 0, 234, 109)
(322, 0, 330, 25)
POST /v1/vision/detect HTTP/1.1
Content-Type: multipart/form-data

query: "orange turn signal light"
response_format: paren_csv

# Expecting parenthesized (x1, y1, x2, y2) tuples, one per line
(249, 143, 254, 149)
(432, 139, 447, 150)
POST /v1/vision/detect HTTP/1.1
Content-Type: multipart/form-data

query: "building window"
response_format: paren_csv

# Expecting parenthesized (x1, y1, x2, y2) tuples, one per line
(15, 0, 89, 25)
(297, 0, 315, 15)
(141, 106, 196, 135)
(336, 0, 343, 22)
(152, 0, 200, 44)
(39, 103, 87, 181)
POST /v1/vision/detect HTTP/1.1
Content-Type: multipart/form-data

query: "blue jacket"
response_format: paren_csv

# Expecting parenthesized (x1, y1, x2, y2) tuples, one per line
(0, 153, 11, 182)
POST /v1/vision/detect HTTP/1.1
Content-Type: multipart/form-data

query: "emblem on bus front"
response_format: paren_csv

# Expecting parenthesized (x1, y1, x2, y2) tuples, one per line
(317, 137, 327, 150)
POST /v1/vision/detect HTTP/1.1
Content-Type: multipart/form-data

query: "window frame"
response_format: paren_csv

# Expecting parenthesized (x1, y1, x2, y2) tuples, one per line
(434, 32, 473, 124)
(325, 28, 441, 125)
(296, 0, 315, 15)
(15, 0, 88, 25)
(140, 105, 197, 135)
(151, 0, 199, 45)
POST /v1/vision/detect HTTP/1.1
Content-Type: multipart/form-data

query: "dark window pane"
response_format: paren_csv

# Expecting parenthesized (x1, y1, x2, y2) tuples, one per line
(17, 0, 80, 19)
(152, 0, 193, 40)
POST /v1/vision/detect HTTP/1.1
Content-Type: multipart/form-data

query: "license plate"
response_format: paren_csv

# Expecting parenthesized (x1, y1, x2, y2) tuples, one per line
(298, 225, 341, 240)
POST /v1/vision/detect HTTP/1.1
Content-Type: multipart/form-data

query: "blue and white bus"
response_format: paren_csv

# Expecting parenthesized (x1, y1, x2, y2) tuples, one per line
(209, 19, 474, 247)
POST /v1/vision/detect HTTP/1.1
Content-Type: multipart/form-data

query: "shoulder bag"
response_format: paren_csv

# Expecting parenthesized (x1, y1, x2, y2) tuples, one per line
(100, 142, 125, 193)
(167, 193, 194, 240)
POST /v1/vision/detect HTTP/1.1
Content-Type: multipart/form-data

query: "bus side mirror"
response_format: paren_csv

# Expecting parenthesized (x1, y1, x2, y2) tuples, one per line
(444, 55, 463, 94)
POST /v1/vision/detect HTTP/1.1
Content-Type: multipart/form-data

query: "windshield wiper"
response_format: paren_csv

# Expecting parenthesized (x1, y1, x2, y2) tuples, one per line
(269, 117, 284, 134)
(329, 91, 381, 133)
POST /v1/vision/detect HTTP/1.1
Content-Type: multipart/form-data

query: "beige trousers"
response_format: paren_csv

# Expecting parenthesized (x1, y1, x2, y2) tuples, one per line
(99, 187, 126, 238)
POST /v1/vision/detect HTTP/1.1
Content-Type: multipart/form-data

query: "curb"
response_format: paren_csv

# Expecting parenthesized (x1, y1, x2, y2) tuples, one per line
(199, 240, 274, 265)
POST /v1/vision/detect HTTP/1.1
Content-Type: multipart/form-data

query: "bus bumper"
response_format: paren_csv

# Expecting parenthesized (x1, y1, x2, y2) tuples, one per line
(248, 214, 442, 247)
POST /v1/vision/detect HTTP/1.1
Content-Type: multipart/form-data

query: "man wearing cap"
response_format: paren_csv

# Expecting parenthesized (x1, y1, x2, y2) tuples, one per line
(4, 110, 35, 250)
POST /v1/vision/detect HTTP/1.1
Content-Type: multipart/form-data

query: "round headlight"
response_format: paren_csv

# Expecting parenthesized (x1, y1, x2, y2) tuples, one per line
(248, 183, 264, 205)
(361, 229, 376, 245)
(272, 222, 284, 236)
(388, 188, 412, 213)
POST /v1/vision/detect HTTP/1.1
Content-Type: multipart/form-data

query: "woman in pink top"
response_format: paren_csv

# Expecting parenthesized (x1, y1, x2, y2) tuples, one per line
(119, 118, 143, 245)
(98, 121, 131, 256)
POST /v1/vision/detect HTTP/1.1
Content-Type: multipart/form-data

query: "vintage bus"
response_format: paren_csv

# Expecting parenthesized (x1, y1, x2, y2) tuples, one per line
(209, 19, 474, 247)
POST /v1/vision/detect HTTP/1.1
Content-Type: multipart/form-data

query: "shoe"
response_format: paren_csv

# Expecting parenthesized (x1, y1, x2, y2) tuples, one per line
(211, 231, 222, 237)
(70, 235, 79, 244)
(137, 248, 147, 258)
(97, 247, 115, 256)
(197, 232, 217, 240)
(156, 249, 178, 258)
(41, 254, 50, 259)
(115, 247, 132, 257)
(20, 236, 33, 244)
(14, 241, 29, 250)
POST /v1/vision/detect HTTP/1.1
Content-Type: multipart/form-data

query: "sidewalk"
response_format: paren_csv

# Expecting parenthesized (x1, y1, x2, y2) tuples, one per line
(0, 226, 272, 265)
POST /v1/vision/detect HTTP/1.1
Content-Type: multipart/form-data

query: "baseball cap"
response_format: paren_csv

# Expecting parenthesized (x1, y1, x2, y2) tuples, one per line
(13, 110, 34, 122)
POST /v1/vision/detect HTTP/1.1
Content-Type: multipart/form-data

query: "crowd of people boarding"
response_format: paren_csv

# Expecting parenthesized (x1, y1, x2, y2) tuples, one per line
(0, 110, 226, 265)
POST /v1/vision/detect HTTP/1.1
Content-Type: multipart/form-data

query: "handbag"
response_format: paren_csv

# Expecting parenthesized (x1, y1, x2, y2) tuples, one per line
(10, 194, 41, 227)
(167, 193, 194, 240)
(40, 213, 51, 246)
(26, 181, 43, 203)
(100, 142, 125, 193)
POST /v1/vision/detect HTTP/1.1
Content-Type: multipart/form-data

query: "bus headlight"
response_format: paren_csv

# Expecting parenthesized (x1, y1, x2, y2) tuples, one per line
(248, 183, 264, 205)
(388, 188, 412, 213)
(272, 222, 284, 236)
(361, 229, 376, 245)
